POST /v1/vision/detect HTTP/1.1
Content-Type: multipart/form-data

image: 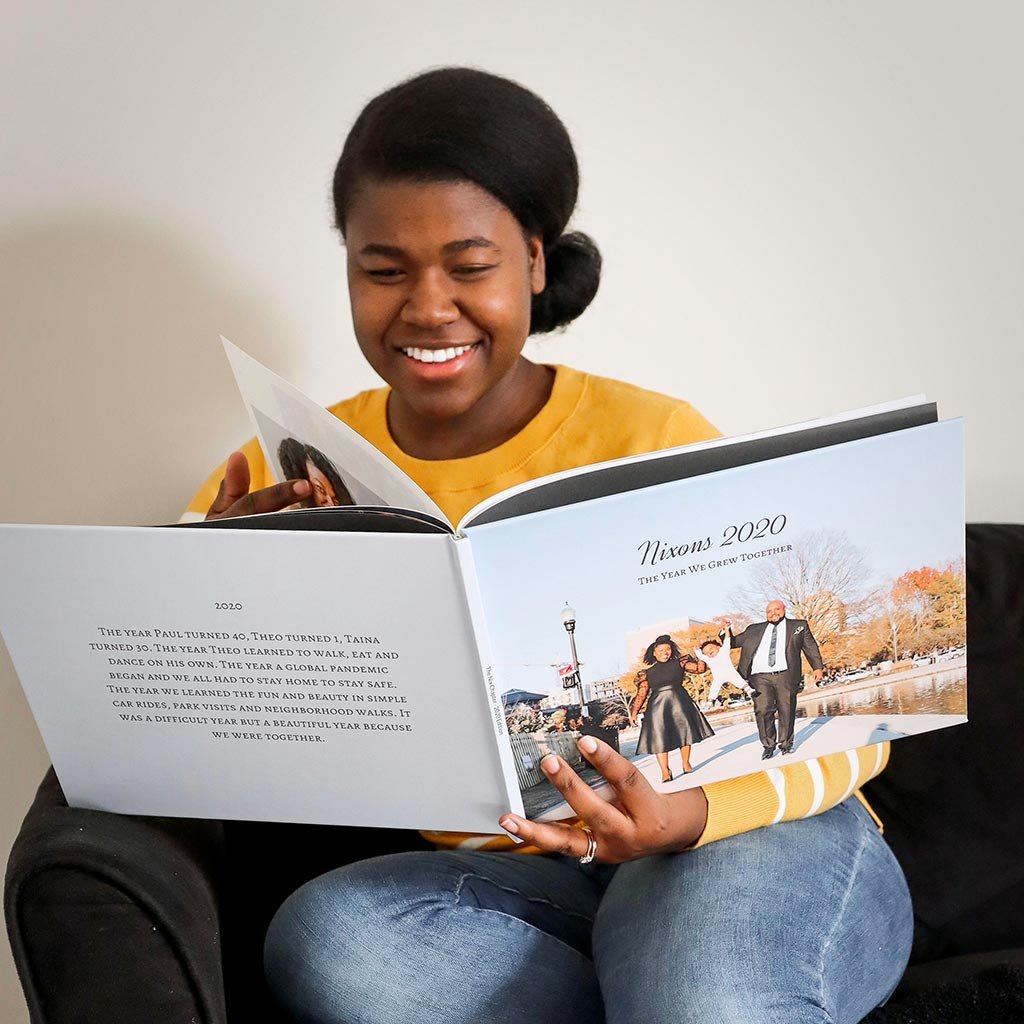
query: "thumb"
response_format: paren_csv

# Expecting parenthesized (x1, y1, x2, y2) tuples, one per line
(207, 451, 251, 516)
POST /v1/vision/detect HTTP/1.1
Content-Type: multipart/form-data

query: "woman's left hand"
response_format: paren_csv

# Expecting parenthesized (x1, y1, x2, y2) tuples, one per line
(498, 736, 709, 863)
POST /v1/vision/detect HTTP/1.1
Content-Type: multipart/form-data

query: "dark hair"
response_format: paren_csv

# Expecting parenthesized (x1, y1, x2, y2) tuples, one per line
(643, 634, 681, 665)
(276, 438, 354, 506)
(277, 437, 308, 481)
(332, 67, 601, 335)
(699, 639, 722, 653)
(303, 445, 354, 505)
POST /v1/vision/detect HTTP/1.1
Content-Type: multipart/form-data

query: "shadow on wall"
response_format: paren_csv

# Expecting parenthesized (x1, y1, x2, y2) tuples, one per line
(0, 212, 294, 527)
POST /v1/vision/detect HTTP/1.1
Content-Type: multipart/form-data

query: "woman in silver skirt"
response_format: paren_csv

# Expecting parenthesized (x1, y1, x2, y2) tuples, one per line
(630, 634, 715, 781)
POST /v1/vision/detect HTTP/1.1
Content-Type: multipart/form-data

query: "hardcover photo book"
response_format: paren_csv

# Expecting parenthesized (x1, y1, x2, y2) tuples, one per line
(0, 341, 968, 834)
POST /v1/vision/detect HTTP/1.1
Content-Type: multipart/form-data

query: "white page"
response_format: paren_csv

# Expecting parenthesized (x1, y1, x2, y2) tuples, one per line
(222, 338, 447, 524)
(0, 525, 518, 832)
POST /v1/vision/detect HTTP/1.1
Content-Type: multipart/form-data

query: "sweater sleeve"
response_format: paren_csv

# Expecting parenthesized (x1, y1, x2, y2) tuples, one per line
(660, 402, 722, 448)
(691, 744, 890, 848)
(179, 435, 272, 522)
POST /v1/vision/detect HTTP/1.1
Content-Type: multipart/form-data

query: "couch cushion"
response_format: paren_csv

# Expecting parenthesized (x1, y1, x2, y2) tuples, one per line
(863, 523, 1024, 955)
(5, 769, 227, 1023)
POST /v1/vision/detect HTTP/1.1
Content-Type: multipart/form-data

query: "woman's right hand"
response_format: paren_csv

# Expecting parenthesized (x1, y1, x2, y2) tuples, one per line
(205, 451, 311, 520)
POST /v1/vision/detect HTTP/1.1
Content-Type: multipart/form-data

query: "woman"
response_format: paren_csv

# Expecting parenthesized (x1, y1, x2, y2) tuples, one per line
(631, 634, 714, 780)
(276, 438, 354, 507)
(189, 67, 912, 1024)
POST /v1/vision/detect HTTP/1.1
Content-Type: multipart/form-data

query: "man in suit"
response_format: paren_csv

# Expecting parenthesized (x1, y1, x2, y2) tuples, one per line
(727, 600, 824, 759)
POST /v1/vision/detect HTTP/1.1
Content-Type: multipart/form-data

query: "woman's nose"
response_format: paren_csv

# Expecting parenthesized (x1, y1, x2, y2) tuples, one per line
(400, 269, 459, 328)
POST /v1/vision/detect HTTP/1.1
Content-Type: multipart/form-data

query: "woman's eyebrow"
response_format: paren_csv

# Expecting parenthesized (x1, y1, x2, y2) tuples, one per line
(358, 237, 497, 258)
(442, 237, 497, 254)
(359, 243, 405, 257)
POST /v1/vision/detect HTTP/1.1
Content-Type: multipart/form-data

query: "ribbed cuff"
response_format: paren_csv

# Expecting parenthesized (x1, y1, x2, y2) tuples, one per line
(690, 770, 781, 848)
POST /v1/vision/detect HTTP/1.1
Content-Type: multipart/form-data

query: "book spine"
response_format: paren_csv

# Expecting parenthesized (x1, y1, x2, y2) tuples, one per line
(453, 535, 524, 818)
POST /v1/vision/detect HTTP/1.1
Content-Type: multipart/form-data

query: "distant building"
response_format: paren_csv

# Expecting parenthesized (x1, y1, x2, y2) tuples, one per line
(501, 689, 548, 708)
(583, 676, 625, 702)
(625, 616, 711, 666)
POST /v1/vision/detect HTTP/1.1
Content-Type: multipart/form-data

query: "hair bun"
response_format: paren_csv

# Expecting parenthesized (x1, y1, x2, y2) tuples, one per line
(531, 231, 602, 335)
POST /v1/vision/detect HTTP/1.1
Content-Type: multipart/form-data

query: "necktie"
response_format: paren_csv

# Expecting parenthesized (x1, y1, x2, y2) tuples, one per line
(768, 624, 778, 667)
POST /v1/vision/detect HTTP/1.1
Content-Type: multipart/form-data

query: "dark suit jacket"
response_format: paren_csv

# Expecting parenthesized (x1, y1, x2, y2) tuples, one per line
(729, 618, 823, 686)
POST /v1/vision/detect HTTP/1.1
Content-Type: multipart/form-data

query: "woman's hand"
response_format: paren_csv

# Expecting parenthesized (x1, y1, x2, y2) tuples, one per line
(205, 451, 311, 520)
(498, 736, 709, 863)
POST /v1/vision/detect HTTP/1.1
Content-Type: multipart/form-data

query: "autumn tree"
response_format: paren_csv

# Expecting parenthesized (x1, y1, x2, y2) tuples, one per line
(854, 560, 966, 666)
(889, 561, 967, 652)
(505, 704, 544, 734)
(618, 622, 728, 710)
(727, 529, 873, 669)
(872, 591, 911, 663)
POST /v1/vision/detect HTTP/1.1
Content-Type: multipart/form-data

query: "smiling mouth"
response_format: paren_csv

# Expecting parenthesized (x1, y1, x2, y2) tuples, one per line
(400, 341, 480, 364)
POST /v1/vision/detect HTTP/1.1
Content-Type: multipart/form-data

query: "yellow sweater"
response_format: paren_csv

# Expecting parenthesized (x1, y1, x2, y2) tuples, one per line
(186, 363, 887, 850)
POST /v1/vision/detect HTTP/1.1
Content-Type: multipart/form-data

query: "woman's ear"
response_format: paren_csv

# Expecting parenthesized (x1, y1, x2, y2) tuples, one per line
(528, 236, 546, 295)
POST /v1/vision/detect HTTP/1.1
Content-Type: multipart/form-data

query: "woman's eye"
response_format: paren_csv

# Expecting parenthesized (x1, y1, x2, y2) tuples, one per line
(366, 268, 405, 280)
(453, 264, 496, 277)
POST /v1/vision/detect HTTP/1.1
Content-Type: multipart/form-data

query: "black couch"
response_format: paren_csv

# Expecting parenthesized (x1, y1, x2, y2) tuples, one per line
(6, 524, 1024, 1023)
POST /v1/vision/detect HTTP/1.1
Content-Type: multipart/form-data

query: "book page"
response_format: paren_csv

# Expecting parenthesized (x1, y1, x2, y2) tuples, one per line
(222, 338, 446, 523)
(464, 421, 966, 821)
(0, 525, 516, 832)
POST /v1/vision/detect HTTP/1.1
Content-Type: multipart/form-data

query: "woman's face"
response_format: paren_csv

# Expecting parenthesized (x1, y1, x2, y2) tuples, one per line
(653, 643, 674, 663)
(344, 178, 546, 425)
(305, 459, 339, 507)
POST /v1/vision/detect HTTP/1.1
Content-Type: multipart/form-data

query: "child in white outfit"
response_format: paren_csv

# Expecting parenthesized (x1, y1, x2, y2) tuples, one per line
(695, 630, 757, 707)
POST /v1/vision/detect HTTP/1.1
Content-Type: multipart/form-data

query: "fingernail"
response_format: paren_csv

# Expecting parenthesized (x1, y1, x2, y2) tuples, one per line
(293, 480, 311, 496)
(541, 755, 560, 775)
(579, 736, 598, 754)
(499, 816, 519, 834)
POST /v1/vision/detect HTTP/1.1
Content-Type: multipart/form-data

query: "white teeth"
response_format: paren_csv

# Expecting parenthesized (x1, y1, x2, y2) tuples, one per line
(402, 343, 475, 364)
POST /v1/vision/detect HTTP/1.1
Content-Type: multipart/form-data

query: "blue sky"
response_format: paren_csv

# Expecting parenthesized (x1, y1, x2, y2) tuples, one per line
(466, 421, 964, 696)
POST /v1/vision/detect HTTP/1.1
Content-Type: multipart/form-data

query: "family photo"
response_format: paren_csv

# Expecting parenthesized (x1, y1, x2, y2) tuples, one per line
(508, 553, 967, 818)
(627, 601, 824, 785)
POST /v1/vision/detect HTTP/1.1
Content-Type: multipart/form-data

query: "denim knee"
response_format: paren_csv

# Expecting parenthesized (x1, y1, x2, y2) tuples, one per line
(263, 851, 604, 1024)
(263, 852, 448, 1024)
(594, 804, 913, 1024)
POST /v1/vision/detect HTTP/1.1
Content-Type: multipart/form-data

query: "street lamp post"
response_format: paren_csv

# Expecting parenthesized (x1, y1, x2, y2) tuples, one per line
(560, 602, 590, 720)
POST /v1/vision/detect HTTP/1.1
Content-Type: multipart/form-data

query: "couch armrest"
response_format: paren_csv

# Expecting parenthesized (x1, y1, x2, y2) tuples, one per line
(4, 769, 227, 1024)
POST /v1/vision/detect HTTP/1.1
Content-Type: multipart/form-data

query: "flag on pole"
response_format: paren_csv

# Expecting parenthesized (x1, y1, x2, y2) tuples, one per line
(558, 663, 580, 689)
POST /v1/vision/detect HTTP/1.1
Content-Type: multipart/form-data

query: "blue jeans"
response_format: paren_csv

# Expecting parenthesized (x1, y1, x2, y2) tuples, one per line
(264, 798, 912, 1024)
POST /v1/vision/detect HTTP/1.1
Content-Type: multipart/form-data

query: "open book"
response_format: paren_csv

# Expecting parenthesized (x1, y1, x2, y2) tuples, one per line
(0, 340, 967, 833)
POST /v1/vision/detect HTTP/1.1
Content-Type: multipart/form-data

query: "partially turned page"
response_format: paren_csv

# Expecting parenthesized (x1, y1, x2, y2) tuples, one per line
(0, 524, 516, 833)
(222, 337, 448, 523)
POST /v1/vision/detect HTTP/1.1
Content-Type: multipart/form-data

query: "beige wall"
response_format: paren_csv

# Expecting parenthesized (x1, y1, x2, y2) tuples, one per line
(2, 2, 1022, 1017)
